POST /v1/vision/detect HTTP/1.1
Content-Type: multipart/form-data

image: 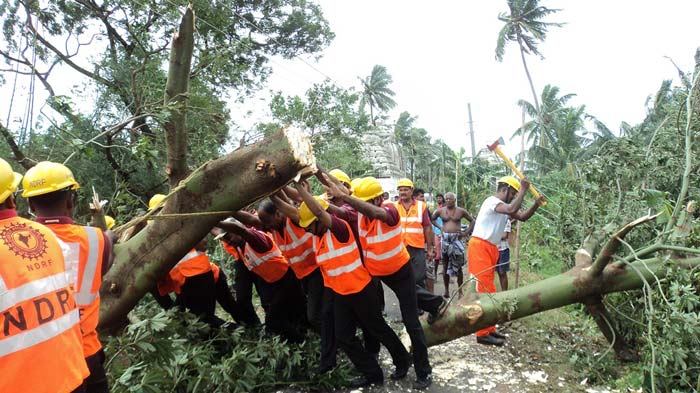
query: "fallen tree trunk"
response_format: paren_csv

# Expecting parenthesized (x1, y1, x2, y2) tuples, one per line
(423, 256, 700, 346)
(99, 127, 316, 329)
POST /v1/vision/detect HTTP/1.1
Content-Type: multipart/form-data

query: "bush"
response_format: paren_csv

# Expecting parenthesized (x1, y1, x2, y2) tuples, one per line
(104, 299, 353, 393)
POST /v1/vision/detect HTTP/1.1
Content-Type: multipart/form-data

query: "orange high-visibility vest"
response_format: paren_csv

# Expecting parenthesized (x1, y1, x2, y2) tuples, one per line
(210, 263, 220, 282)
(221, 240, 242, 260)
(395, 199, 426, 248)
(0, 214, 89, 393)
(314, 220, 371, 295)
(358, 211, 410, 276)
(157, 249, 212, 295)
(44, 223, 106, 358)
(243, 232, 289, 283)
(271, 218, 318, 279)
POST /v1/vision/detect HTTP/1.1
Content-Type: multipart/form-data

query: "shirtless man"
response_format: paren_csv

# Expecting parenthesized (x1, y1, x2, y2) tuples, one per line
(431, 192, 474, 298)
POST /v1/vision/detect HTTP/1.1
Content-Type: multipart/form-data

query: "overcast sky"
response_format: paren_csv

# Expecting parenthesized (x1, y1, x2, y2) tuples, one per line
(3, 1, 699, 162)
(236, 0, 700, 158)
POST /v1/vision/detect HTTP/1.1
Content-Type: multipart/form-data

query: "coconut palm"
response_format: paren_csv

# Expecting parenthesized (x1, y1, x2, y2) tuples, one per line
(359, 65, 397, 126)
(514, 84, 575, 148)
(495, 0, 563, 112)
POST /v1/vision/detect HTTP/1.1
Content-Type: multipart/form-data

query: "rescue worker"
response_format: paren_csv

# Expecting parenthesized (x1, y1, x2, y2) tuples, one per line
(155, 237, 230, 327)
(214, 226, 267, 326)
(469, 176, 544, 346)
(267, 192, 338, 373)
(0, 158, 89, 393)
(395, 179, 445, 316)
(395, 179, 435, 289)
(315, 169, 383, 356)
(216, 218, 306, 343)
(326, 175, 439, 390)
(296, 179, 410, 388)
(23, 161, 113, 393)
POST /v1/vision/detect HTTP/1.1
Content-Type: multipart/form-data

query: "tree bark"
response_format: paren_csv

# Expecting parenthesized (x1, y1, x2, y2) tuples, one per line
(164, 6, 195, 187)
(98, 127, 316, 329)
(423, 256, 700, 347)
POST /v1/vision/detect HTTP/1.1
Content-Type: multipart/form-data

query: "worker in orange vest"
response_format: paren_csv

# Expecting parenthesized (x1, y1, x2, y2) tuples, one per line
(394, 179, 446, 318)
(469, 176, 544, 346)
(0, 158, 89, 393)
(156, 237, 232, 325)
(214, 226, 269, 326)
(296, 178, 410, 388)
(23, 161, 112, 393)
(233, 201, 322, 330)
(263, 192, 339, 372)
(215, 217, 306, 343)
(326, 175, 444, 390)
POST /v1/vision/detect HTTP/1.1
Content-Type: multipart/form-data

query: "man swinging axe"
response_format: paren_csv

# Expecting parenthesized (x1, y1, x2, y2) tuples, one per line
(469, 138, 546, 346)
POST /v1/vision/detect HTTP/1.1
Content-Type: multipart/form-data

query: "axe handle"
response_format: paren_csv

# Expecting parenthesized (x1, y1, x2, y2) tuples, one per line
(493, 147, 547, 206)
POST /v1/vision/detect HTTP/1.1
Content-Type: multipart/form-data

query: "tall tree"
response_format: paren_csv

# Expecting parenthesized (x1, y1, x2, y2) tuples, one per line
(0, 0, 334, 202)
(495, 0, 563, 113)
(359, 64, 397, 126)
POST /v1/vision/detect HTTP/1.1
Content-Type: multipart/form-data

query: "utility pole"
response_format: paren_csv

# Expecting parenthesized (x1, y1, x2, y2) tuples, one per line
(468, 103, 476, 158)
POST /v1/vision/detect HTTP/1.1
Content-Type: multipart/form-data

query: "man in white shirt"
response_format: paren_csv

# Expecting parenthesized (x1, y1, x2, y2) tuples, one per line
(468, 176, 545, 346)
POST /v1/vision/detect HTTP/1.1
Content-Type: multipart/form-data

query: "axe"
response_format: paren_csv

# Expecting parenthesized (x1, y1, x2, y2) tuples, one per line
(487, 137, 547, 206)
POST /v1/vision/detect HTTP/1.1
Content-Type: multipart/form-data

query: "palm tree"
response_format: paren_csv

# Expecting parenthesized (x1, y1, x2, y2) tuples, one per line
(495, 0, 563, 112)
(514, 84, 575, 148)
(359, 65, 397, 126)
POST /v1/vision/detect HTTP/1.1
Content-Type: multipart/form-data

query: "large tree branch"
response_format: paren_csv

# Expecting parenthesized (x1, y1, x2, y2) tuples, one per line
(163, 6, 194, 187)
(99, 126, 317, 329)
(589, 214, 659, 276)
(423, 256, 700, 347)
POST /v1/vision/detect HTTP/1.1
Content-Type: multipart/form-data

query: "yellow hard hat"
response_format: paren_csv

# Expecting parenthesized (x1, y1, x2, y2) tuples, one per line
(0, 158, 22, 203)
(350, 177, 363, 192)
(353, 177, 384, 201)
(329, 169, 351, 186)
(104, 215, 116, 230)
(497, 176, 521, 192)
(148, 194, 166, 210)
(298, 195, 329, 228)
(397, 178, 414, 189)
(22, 161, 80, 198)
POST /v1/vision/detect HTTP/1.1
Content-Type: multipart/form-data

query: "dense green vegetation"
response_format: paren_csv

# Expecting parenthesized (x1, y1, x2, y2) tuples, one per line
(1, 0, 699, 391)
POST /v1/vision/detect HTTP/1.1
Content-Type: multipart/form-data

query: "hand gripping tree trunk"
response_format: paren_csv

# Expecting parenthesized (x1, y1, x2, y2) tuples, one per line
(99, 127, 316, 329)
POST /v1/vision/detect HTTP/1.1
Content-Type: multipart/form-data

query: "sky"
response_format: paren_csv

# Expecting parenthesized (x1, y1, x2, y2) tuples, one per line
(3, 1, 699, 162)
(234, 0, 700, 158)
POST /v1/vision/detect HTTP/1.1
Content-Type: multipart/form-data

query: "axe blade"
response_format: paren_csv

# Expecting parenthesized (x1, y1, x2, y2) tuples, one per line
(487, 136, 506, 151)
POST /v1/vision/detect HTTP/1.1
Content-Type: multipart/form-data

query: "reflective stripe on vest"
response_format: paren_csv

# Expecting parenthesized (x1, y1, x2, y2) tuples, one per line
(358, 212, 410, 276)
(0, 308, 79, 357)
(44, 223, 106, 358)
(0, 215, 89, 392)
(243, 232, 290, 283)
(175, 250, 205, 268)
(0, 272, 71, 312)
(271, 218, 318, 279)
(315, 221, 370, 295)
(75, 227, 101, 306)
(244, 247, 282, 268)
(396, 200, 426, 248)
